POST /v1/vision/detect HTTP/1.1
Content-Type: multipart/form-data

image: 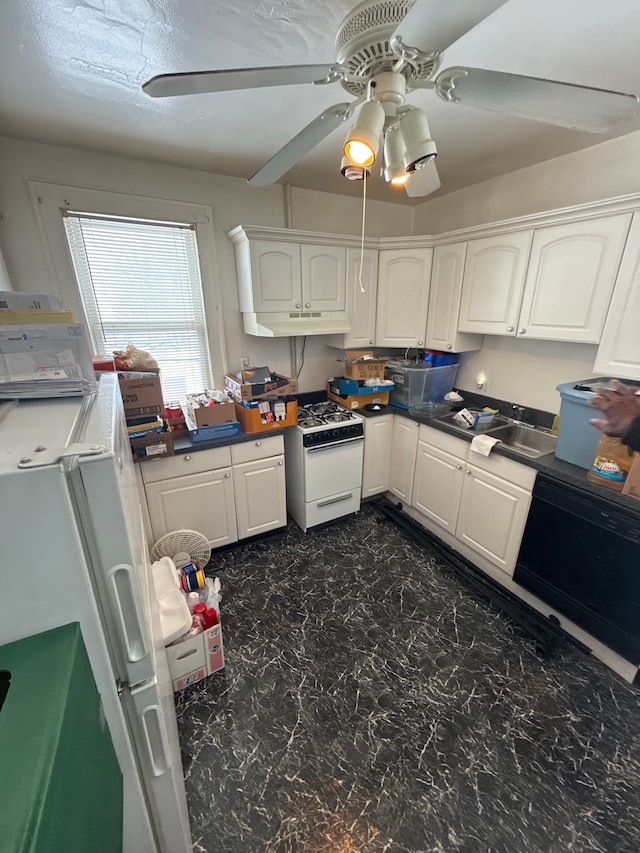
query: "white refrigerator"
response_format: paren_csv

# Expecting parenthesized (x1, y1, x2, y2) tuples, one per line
(0, 374, 192, 853)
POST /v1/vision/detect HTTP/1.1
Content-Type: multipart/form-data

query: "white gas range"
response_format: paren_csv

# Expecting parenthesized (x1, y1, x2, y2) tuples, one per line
(284, 401, 364, 532)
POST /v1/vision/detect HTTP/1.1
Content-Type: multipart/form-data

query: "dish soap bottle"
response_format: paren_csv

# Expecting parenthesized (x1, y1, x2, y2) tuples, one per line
(586, 434, 634, 491)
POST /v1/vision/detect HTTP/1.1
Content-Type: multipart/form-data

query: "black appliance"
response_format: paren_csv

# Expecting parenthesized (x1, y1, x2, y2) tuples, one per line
(514, 474, 640, 664)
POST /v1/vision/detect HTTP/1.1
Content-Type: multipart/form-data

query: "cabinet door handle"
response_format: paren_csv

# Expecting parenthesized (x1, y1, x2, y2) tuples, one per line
(507, 326, 514, 332)
(519, 328, 526, 334)
(255, 440, 262, 447)
(278, 460, 283, 465)
(456, 464, 462, 470)
(305, 302, 311, 308)
(184, 455, 191, 461)
(296, 303, 301, 309)
(224, 472, 231, 478)
(447, 344, 452, 350)
(466, 469, 471, 475)
(369, 339, 374, 344)
(417, 340, 423, 346)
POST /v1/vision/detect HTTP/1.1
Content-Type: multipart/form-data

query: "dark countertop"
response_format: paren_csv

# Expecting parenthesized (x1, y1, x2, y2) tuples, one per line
(372, 404, 640, 514)
(168, 395, 640, 515)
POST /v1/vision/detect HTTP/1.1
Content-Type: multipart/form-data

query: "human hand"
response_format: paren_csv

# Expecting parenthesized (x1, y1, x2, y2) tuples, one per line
(588, 380, 640, 437)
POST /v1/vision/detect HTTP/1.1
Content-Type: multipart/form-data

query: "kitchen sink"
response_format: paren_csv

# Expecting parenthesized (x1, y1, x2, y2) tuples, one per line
(434, 412, 511, 432)
(485, 423, 557, 458)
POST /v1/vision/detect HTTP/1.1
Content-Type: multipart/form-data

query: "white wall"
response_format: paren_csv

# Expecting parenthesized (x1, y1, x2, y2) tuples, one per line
(0, 135, 413, 392)
(413, 130, 640, 413)
(413, 129, 640, 235)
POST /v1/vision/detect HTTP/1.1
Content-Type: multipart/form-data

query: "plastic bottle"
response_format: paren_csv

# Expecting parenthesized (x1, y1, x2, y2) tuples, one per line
(586, 434, 634, 492)
(186, 592, 201, 613)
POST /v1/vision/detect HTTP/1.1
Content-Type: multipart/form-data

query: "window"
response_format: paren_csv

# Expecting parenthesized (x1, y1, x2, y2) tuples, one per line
(63, 211, 213, 403)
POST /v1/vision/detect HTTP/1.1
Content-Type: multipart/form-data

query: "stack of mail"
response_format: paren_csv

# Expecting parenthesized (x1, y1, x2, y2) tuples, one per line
(0, 292, 97, 399)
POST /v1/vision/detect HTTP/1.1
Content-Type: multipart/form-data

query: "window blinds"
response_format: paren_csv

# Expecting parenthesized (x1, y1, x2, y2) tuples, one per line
(63, 212, 213, 403)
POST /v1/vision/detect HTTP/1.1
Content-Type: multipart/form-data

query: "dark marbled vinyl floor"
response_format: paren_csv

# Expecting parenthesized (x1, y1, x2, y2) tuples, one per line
(175, 502, 640, 853)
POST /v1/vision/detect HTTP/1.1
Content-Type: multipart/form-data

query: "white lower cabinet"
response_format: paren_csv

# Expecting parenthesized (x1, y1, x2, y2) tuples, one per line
(388, 417, 419, 504)
(141, 437, 286, 549)
(232, 454, 286, 538)
(412, 433, 465, 533)
(456, 463, 533, 575)
(361, 414, 394, 498)
(409, 423, 536, 575)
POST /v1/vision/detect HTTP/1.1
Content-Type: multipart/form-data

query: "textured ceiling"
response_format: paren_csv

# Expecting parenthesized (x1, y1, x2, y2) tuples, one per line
(1, 0, 640, 205)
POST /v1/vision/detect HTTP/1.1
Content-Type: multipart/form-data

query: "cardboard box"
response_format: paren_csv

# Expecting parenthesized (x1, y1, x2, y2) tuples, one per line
(234, 398, 298, 433)
(130, 430, 174, 462)
(225, 371, 298, 401)
(164, 415, 188, 433)
(342, 353, 388, 381)
(118, 371, 163, 418)
(166, 621, 225, 691)
(327, 386, 390, 410)
(622, 452, 640, 500)
(186, 394, 237, 428)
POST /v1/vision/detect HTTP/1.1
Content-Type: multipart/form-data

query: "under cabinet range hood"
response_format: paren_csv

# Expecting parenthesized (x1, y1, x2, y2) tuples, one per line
(242, 311, 351, 337)
(228, 225, 354, 338)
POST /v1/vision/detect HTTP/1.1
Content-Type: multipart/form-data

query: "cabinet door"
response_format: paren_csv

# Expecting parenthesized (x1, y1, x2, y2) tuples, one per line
(412, 439, 465, 533)
(301, 244, 346, 311)
(145, 469, 238, 549)
(249, 240, 302, 312)
(594, 214, 640, 379)
(233, 455, 286, 539)
(343, 247, 379, 348)
(518, 215, 631, 342)
(376, 248, 432, 347)
(388, 417, 419, 503)
(426, 242, 482, 353)
(362, 414, 393, 498)
(458, 231, 533, 335)
(456, 464, 532, 575)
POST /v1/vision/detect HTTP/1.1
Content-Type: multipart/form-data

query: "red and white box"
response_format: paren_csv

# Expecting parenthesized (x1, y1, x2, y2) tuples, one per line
(166, 619, 225, 692)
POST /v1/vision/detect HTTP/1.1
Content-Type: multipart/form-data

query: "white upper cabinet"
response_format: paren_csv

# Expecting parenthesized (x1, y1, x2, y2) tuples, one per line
(458, 231, 533, 336)
(247, 240, 346, 313)
(458, 216, 631, 342)
(248, 240, 302, 312)
(326, 247, 378, 349)
(301, 244, 346, 311)
(376, 248, 432, 347)
(594, 213, 640, 379)
(518, 215, 631, 342)
(426, 242, 483, 353)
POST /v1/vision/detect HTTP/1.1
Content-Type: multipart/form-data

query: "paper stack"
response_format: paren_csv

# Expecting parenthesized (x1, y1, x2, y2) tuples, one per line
(0, 291, 97, 399)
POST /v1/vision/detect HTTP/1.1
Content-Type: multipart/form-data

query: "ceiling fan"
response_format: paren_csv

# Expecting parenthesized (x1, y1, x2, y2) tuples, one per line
(142, 0, 639, 198)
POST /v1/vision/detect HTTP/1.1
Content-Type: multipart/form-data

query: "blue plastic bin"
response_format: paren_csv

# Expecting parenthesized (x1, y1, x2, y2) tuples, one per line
(555, 378, 640, 469)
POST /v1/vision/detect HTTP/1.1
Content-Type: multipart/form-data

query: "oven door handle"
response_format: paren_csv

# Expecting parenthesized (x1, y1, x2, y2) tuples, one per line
(306, 436, 364, 453)
(317, 492, 353, 508)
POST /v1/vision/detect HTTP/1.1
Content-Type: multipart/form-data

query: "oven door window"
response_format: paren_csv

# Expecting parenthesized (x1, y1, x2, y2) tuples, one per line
(304, 440, 364, 502)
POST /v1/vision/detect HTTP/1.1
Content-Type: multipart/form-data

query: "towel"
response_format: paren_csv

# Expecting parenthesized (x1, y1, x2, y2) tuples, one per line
(470, 434, 501, 457)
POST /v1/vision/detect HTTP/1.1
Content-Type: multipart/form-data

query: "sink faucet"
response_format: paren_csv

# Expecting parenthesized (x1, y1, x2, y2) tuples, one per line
(511, 404, 526, 422)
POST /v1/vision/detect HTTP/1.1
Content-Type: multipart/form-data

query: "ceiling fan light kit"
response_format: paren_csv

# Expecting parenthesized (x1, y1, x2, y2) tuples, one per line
(340, 155, 370, 181)
(398, 106, 437, 172)
(142, 0, 640, 199)
(343, 99, 386, 166)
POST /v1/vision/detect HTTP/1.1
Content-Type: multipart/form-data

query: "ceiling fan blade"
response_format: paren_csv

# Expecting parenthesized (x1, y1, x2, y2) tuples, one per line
(391, 0, 508, 55)
(248, 102, 356, 187)
(142, 64, 335, 98)
(405, 159, 441, 198)
(434, 67, 639, 133)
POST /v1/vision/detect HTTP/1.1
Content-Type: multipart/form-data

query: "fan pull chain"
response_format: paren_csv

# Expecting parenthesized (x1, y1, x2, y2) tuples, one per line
(358, 168, 367, 293)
